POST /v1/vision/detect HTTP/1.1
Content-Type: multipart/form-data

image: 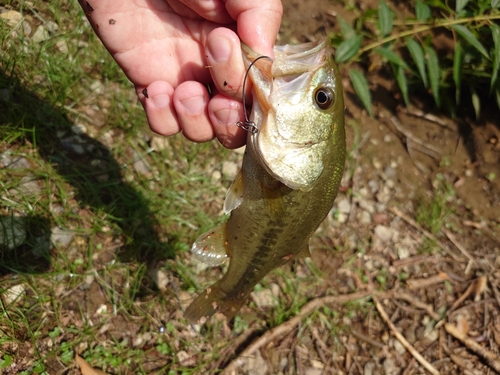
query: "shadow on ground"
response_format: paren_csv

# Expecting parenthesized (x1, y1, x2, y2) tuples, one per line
(0, 69, 175, 275)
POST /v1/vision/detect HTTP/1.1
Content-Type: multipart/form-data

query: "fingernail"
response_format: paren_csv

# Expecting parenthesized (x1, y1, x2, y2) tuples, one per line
(214, 107, 240, 125)
(181, 95, 205, 115)
(207, 36, 231, 63)
(151, 93, 170, 109)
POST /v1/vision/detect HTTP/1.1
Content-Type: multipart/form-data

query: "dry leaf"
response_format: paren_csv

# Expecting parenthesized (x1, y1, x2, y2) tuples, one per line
(472, 276, 487, 301)
(75, 354, 109, 375)
(456, 315, 470, 336)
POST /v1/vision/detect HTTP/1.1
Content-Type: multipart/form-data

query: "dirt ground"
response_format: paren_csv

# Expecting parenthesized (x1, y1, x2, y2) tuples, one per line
(1, 0, 500, 374)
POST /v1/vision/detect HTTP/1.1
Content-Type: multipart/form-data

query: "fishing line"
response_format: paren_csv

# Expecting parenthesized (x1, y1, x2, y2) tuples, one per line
(236, 55, 271, 135)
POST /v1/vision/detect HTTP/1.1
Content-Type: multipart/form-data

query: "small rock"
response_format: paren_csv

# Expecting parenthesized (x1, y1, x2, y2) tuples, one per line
(2, 284, 26, 306)
(56, 39, 68, 53)
(51, 227, 73, 247)
(364, 361, 375, 375)
(384, 134, 393, 143)
(239, 350, 268, 375)
(89, 80, 104, 94)
(222, 161, 239, 180)
(383, 357, 396, 375)
(148, 268, 169, 292)
(358, 199, 375, 214)
(396, 246, 410, 260)
(359, 210, 372, 224)
(392, 338, 406, 355)
(337, 198, 351, 214)
(132, 150, 151, 176)
(368, 179, 379, 193)
(374, 225, 393, 243)
(233, 146, 246, 155)
(211, 170, 222, 182)
(0, 216, 26, 250)
(0, 10, 31, 35)
(71, 123, 87, 135)
(177, 350, 195, 366)
(31, 25, 50, 43)
(251, 284, 279, 308)
(150, 136, 170, 151)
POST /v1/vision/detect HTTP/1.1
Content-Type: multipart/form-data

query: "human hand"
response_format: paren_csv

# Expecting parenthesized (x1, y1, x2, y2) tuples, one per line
(79, 0, 282, 148)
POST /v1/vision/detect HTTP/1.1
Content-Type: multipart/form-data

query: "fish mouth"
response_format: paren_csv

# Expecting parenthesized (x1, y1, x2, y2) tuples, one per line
(242, 39, 335, 190)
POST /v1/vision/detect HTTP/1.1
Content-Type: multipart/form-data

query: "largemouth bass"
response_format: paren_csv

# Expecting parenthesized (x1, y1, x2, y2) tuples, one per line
(185, 38, 346, 323)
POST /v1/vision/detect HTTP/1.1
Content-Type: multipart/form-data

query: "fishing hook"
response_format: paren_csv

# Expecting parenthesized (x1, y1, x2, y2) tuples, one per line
(236, 55, 271, 135)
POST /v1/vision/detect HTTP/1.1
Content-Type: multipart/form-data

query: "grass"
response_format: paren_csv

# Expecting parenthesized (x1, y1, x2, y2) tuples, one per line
(1, 0, 489, 374)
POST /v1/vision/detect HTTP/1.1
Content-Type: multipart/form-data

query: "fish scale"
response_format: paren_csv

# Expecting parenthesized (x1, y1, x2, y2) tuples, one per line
(185, 38, 345, 323)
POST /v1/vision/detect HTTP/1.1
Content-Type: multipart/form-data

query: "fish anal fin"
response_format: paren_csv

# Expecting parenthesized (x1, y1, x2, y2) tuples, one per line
(296, 244, 311, 259)
(191, 223, 229, 266)
(185, 286, 249, 324)
(224, 169, 244, 214)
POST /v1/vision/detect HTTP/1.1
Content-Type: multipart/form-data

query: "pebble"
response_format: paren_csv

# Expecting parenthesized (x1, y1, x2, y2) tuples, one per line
(359, 210, 372, 224)
(56, 39, 68, 53)
(2, 284, 26, 306)
(71, 123, 87, 135)
(383, 357, 396, 375)
(304, 368, 322, 375)
(374, 225, 393, 243)
(358, 199, 375, 214)
(392, 338, 406, 355)
(250, 283, 279, 308)
(0, 10, 31, 36)
(51, 227, 73, 247)
(148, 268, 169, 292)
(337, 198, 351, 214)
(396, 245, 410, 259)
(364, 361, 375, 375)
(222, 161, 239, 180)
(239, 350, 269, 375)
(368, 179, 379, 193)
(132, 150, 151, 176)
(0, 216, 26, 250)
(32, 25, 50, 43)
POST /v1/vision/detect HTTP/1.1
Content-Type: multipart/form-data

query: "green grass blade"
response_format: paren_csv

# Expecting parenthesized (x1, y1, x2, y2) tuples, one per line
(374, 47, 414, 74)
(493, 0, 500, 9)
(450, 24, 490, 60)
(491, 23, 500, 91)
(407, 38, 428, 88)
(453, 41, 464, 104)
(424, 44, 441, 107)
(469, 83, 481, 119)
(349, 69, 374, 117)
(394, 64, 410, 106)
(415, 0, 431, 21)
(378, 0, 394, 37)
(456, 0, 469, 12)
(335, 35, 362, 63)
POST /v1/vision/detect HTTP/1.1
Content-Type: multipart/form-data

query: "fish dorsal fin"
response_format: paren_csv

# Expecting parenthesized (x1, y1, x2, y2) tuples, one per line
(260, 180, 287, 222)
(224, 169, 244, 214)
(190, 223, 229, 266)
(296, 243, 311, 259)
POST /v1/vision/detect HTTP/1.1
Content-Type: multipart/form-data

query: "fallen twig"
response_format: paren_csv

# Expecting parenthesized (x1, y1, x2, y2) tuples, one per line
(406, 272, 449, 290)
(442, 229, 477, 266)
(393, 291, 441, 320)
(373, 296, 440, 375)
(445, 323, 500, 373)
(220, 291, 373, 375)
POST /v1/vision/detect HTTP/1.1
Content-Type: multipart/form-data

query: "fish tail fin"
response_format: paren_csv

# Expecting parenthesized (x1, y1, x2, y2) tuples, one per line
(184, 285, 249, 324)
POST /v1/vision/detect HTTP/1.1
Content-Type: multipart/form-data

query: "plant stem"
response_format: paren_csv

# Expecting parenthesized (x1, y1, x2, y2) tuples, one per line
(358, 14, 500, 56)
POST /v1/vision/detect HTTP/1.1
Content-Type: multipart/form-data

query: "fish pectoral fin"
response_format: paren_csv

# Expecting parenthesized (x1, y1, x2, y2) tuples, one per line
(224, 169, 244, 214)
(296, 244, 311, 259)
(261, 180, 287, 221)
(190, 223, 229, 266)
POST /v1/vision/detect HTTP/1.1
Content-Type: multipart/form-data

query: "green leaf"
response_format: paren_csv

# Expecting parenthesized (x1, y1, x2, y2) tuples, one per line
(456, 0, 469, 12)
(450, 24, 490, 60)
(375, 47, 414, 73)
(337, 15, 355, 39)
(469, 83, 481, 119)
(491, 23, 500, 91)
(424, 44, 441, 107)
(453, 41, 463, 105)
(415, 0, 431, 21)
(394, 64, 410, 106)
(378, 0, 394, 37)
(335, 35, 362, 63)
(349, 69, 373, 117)
(493, 0, 500, 9)
(407, 38, 428, 88)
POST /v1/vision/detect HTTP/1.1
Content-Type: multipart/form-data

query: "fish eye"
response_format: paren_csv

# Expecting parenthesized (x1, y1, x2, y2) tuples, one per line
(314, 87, 335, 110)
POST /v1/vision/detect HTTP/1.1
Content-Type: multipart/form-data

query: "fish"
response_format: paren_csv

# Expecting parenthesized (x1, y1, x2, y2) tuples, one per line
(184, 38, 346, 323)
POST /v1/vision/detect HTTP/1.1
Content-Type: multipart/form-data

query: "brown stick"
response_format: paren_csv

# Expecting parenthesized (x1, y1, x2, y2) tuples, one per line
(372, 296, 441, 375)
(220, 291, 373, 375)
(445, 323, 500, 373)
